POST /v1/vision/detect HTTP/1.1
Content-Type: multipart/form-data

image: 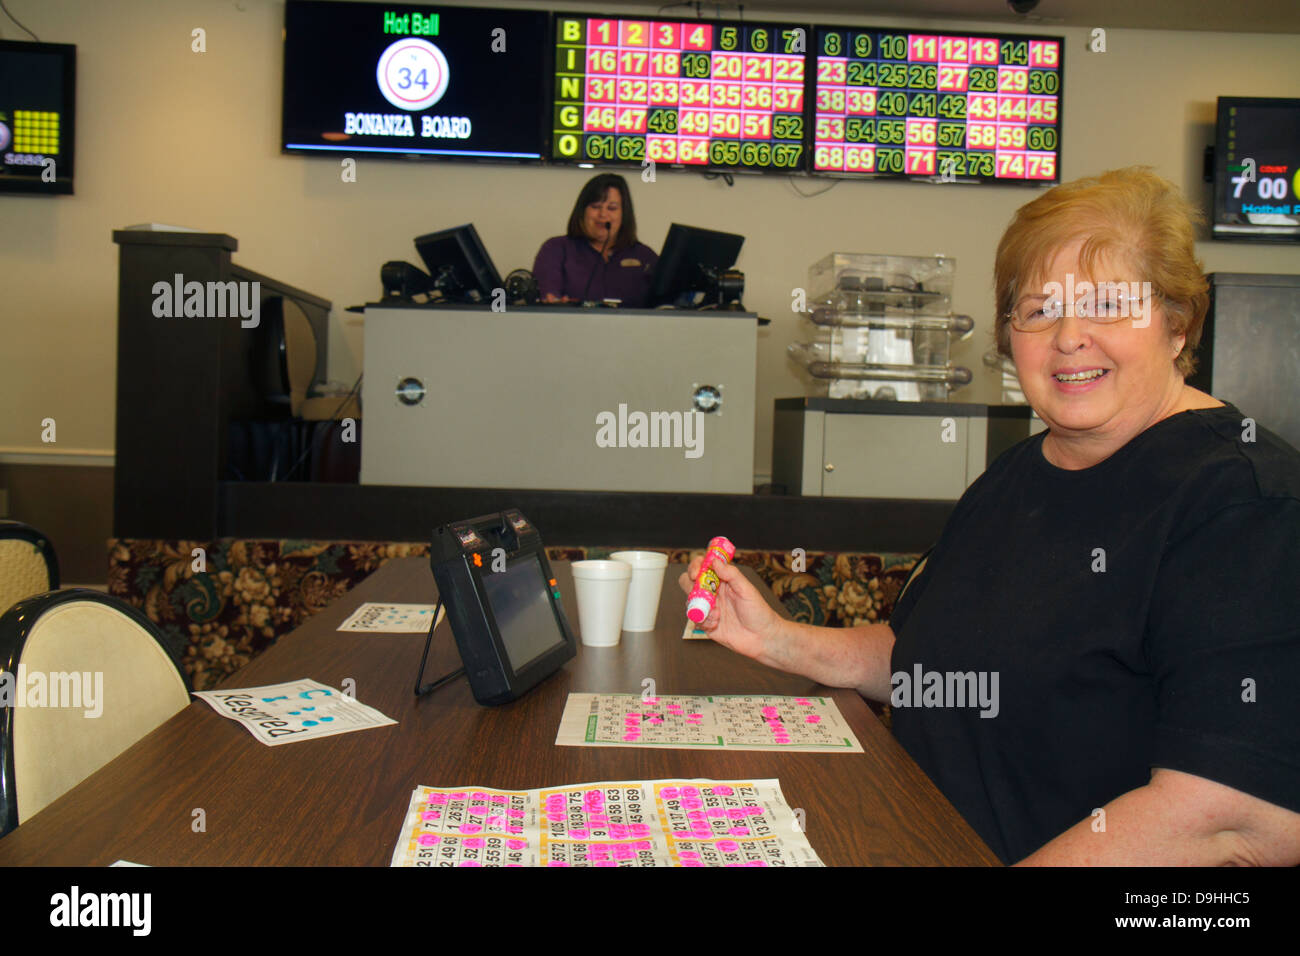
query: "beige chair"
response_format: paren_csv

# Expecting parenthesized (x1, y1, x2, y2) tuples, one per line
(0, 520, 59, 617)
(0, 589, 190, 835)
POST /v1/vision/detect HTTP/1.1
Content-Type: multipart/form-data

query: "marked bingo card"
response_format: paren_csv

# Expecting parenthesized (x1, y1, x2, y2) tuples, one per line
(556, 693, 863, 753)
(337, 602, 445, 633)
(193, 678, 396, 746)
(390, 778, 822, 866)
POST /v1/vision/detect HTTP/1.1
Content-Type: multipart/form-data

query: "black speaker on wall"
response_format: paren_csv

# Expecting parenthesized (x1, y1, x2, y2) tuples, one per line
(1188, 272, 1300, 452)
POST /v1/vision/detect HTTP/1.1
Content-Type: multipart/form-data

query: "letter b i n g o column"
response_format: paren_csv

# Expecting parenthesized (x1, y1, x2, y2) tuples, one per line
(554, 17, 585, 158)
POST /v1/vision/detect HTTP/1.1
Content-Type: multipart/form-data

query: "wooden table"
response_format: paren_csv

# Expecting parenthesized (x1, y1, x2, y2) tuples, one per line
(0, 558, 998, 866)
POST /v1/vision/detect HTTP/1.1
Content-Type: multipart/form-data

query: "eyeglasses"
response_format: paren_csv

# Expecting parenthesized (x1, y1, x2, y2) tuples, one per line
(1006, 291, 1157, 332)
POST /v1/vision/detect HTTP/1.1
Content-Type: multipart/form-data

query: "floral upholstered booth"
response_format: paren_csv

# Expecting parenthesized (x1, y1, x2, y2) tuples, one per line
(108, 540, 923, 723)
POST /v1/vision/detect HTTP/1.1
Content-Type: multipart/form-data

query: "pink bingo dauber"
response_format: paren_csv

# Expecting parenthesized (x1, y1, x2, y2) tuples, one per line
(686, 536, 736, 624)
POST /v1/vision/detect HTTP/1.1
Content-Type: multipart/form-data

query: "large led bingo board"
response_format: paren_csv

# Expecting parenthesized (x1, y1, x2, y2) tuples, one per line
(810, 28, 1063, 182)
(552, 14, 807, 171)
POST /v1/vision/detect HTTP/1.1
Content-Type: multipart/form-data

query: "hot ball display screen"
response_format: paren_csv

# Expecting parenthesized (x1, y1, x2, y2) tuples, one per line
(282, 1, 547, 161)
(810, 27, 1063, 182)
(552, 14, 807, 171)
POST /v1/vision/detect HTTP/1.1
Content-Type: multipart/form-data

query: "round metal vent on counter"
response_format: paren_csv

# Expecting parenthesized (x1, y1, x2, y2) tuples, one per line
(396, 377, 426, 406)
(692, 384, 723, 414)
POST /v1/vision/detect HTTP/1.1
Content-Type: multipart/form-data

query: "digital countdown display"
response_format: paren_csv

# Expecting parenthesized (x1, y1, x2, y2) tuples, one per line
(810, 27, 1063, 182)
(552, 14, 807, 171)
(1214, 97, 1300, 241)
(282, 1, 548, 161)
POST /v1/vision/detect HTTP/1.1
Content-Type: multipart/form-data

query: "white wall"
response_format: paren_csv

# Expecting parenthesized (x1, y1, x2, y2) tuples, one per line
(2, 0, 1298, 479)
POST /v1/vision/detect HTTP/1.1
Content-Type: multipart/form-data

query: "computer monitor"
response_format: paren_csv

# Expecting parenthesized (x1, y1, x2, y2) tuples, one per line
(651, 223, 745, 307)
(413, 224, 503, 303)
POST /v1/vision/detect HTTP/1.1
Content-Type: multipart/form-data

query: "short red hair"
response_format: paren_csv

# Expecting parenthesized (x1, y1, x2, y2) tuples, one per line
(993, 167, 1209, 376)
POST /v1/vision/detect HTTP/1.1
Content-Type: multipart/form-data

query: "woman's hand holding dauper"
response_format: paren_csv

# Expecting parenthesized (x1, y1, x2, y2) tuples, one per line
(678, 557, 783, 664)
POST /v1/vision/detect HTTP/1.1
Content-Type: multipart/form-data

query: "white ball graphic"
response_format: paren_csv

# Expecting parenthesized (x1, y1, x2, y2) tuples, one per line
(376, 37, 450, 111)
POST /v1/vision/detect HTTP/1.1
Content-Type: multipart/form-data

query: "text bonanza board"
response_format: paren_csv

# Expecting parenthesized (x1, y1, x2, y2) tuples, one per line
(811, 28, 1063, 181)
(552, 15, 807, 171)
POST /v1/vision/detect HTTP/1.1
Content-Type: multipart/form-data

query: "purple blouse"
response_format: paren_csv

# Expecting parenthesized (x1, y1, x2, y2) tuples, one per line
(532, 236, 659, 308)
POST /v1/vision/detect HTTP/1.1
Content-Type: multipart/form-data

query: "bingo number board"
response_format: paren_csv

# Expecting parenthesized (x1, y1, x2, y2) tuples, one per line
(811, 27, 1063, 182)
(552, 14, 807, 171)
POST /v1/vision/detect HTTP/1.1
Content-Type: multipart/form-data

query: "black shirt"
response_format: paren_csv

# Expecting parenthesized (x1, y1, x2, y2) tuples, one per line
(889, 402, 1300, 864)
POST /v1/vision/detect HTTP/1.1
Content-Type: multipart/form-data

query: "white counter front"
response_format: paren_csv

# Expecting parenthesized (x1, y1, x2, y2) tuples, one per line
(360, 305, 757, 493)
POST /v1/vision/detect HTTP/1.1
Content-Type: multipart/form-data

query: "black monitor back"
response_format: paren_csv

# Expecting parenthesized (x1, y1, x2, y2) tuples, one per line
(651, 223, 744, 305)
(414, 224, 503, 301)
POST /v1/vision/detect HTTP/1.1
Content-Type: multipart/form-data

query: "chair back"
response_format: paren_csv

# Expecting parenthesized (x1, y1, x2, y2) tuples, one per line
(0, 590, 190, 834)
(0, 520, 59, 616)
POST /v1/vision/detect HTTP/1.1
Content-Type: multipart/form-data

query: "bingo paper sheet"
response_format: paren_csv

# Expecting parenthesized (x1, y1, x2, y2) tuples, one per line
(390, 778, 822, 867)
(338, 602, 445, 633)
(193, 679, 396, 746)
(556, 692, 864, 753)
(681, 620, 710, 639)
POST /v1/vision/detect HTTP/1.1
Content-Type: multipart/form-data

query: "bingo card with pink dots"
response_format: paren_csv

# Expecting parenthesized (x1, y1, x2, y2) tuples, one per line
(390, 778, 822, 866)
(555, 692, 863, 752)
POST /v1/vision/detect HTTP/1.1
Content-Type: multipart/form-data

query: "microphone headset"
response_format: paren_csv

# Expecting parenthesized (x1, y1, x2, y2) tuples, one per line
(580, 221, 613, 304)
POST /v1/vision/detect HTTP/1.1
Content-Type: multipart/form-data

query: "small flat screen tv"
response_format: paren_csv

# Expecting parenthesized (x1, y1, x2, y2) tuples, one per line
(1212, 96, 1300, 242)
(0, 40, 75, 195)
(282, 1, 548, 162)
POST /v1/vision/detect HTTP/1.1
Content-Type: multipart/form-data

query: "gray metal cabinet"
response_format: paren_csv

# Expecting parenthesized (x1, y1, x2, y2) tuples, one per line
(773, 398, 1044, 499)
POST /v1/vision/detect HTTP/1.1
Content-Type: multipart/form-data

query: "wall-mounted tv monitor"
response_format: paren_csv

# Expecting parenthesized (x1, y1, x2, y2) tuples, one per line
(1212, 97, 1300, 242)
(282, 1, 547, 162)
(551, 13, 808, 173)
(0, 40, 76, 195)
(809, 27, 1062, 183)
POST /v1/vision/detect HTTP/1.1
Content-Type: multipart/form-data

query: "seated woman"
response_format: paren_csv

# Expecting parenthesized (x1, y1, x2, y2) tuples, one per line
(532, 173, 658, 307)
(680, 167, 1300, 865)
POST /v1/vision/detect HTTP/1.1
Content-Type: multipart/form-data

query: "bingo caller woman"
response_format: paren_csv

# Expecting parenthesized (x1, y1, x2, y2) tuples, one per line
(532, 173, 658, 307)
(679, 167, 1300, 866)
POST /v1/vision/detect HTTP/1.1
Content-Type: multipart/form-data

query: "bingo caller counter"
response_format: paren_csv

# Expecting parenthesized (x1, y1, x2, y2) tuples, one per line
(552, 15, 807, 171)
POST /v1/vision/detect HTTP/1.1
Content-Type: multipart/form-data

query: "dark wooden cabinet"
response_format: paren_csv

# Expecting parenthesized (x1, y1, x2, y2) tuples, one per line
(112, 230, 331, 538)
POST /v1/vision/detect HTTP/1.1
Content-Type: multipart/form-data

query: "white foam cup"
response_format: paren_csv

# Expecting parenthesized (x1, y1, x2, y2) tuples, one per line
(610, 550, 669, 632)
(569, 560, 633, 647)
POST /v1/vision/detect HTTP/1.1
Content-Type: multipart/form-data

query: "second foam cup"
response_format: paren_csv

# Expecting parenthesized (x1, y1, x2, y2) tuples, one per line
(609, 550, 669, 632)
(569, 560, 632, 646)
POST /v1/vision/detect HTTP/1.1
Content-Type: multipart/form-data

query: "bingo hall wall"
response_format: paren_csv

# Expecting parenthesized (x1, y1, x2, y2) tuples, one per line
(2, 0, 1299, 583)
